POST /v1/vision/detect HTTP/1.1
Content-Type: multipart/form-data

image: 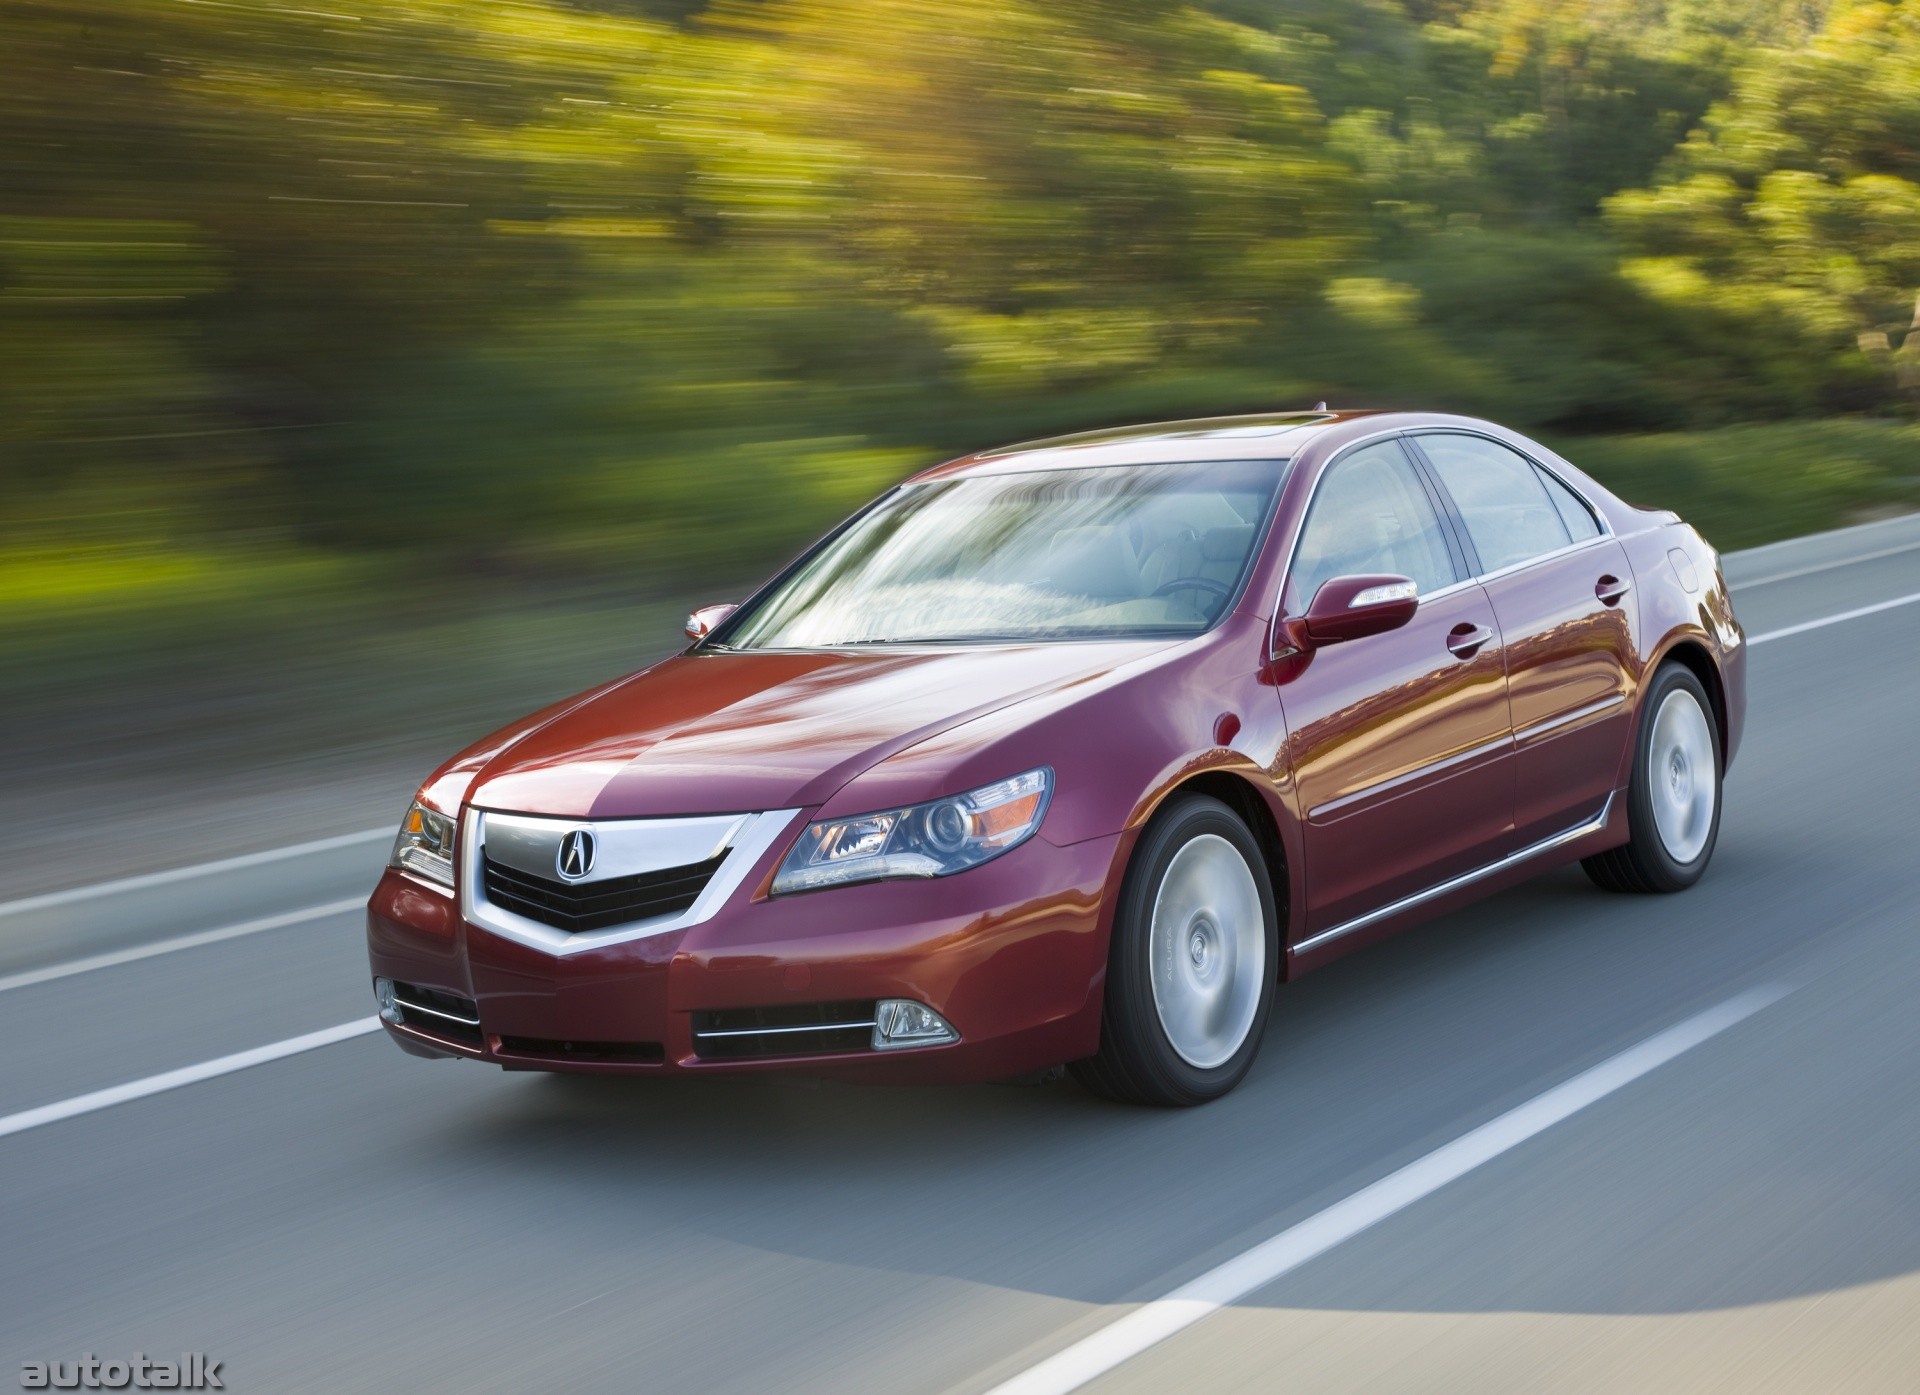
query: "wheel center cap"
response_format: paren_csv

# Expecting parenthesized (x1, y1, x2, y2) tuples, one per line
(1187, 918, 1220, 975)
(1668, 748, 1690, 799)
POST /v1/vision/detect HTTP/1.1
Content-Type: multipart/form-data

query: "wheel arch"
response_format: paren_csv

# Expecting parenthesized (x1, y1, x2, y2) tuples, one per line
(1141, 769, 1292, 963)
(1650, 636, 1729, 772)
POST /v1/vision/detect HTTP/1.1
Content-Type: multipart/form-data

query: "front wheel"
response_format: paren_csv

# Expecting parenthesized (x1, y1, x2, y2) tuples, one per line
(1583, 662, 1723, 894)
(1072, 795, 1278, 1106)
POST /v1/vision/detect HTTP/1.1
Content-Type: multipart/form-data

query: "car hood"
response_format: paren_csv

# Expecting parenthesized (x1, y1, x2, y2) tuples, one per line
(463, 641, 1177, 818)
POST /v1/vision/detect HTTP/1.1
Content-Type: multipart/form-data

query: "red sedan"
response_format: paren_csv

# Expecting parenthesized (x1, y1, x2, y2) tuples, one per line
(367, 410, 1742, 1105)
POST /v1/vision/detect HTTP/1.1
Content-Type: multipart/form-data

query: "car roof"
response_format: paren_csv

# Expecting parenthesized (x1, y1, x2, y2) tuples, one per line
(908, 409, 1392, 481)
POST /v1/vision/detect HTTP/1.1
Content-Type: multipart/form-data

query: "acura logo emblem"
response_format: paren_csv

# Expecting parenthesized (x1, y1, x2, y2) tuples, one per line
(556, 828, 597, 881)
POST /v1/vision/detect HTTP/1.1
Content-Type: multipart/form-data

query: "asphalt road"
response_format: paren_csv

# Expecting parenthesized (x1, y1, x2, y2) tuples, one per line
(3, 516, 1920, 1393)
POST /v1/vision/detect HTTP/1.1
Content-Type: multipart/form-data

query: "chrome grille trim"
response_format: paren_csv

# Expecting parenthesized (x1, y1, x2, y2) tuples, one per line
(460, 807, 802, 956)
(482, 851, 727, 933)
(481, 810, 748, 883)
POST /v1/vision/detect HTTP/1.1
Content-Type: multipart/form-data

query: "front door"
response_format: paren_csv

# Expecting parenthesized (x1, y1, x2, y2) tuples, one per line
(1411, 432, 1636, 844)
(1275, 439, 1516, 941)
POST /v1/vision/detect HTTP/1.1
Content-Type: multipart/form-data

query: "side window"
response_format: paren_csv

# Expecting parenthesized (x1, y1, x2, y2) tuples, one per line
(1418, 434, 1571, 573)
(1537, 466, 1601, 542)
(1290, 441, 1459, 608)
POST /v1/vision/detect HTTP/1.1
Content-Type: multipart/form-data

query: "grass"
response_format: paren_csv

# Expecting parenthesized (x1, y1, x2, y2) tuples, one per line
(1547, 418, 1920, 552)
(1, 414, 1914, 772)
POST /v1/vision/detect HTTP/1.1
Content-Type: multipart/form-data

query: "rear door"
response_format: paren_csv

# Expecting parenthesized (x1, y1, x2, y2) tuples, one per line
(1409, 432, 1636, 845)
(1275, 438, 1515, 940)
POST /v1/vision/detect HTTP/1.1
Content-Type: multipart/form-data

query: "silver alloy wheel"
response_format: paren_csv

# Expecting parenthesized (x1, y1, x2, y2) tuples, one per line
(1147, 833, 1265, 1070)
(1648, 687, 1716, 864)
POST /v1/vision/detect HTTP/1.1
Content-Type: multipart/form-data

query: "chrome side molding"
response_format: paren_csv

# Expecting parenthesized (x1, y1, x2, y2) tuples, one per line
(1513, 693, 1627, 748)
(1308, 732, 1515, 823)
(1293, 793, 1615, 955)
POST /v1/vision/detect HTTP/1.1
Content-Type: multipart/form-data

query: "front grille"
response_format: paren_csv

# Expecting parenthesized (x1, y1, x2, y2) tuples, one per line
(692, 1001, 878, 1060)
(392, 981, 482, 1048)
(495, 1036, 665, 1065)
(481, 851, 727, 933)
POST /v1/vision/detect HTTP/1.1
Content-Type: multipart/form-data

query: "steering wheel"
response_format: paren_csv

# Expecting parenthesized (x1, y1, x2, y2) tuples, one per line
(1153, 575, 1232, 601)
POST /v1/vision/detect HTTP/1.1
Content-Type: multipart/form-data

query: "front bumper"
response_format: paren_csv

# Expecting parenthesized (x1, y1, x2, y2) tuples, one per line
(365, 827, 1122, 1082)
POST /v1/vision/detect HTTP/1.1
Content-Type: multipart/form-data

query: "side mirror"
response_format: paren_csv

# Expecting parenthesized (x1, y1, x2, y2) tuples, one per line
(683, 602, 738, 642)
(1275, 574, 1418, 656)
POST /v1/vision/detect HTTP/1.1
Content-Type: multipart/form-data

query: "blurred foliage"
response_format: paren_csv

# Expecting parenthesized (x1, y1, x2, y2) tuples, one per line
(3, 0, 1917, 637)
(1550, 416, 1920, 548)
(1606, 2, 1920, 408)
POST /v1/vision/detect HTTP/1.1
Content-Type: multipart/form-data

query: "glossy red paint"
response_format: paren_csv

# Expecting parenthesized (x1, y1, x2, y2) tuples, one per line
(368, 410, 1745, 1081)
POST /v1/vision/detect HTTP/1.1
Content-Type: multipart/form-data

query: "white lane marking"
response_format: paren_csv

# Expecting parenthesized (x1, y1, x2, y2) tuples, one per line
(0, 827, 390, 920)
(0, 1018, 382, 1142)
(983, 984, 1793, 1395)
(0, 898, 365, 996)
(1746, 590, 1920, 646)
(1725, 510, 1920, 569)
(1735, 536, 1920, 589)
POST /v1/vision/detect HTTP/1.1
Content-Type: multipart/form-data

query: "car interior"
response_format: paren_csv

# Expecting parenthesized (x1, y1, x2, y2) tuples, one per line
(725, 465, 1282, 645)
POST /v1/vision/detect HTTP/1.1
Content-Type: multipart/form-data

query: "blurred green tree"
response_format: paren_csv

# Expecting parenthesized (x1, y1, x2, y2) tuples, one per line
(0, 0, 1906, 619)
(1607, 0, 1920, 408)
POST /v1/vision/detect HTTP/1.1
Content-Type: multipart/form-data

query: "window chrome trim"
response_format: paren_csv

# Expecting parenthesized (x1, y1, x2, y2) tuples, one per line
(1270, 427, 1442, 619)
(1409, 577, 1477, 605)
(1293, 793, 1615, 954)
(459, 807, 802, 956)
(1468, 532, 1618, 588)
(1400, 427, 1620, 590)
(1403, 427, 1613, 537)
(1270, 424, 1614, 641)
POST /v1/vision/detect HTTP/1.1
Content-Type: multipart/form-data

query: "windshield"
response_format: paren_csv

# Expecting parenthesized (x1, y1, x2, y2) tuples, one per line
(716, 459, 1286, 649)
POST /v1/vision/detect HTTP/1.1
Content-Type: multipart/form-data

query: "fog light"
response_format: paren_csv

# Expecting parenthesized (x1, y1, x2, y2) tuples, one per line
(374, 977, 402, 1026)
(872, 999, 957, 1051)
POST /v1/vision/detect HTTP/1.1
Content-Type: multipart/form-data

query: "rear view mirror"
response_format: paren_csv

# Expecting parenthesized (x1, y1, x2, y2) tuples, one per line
(1299, 574, 1419, 646)
(684, 602, 738, 642)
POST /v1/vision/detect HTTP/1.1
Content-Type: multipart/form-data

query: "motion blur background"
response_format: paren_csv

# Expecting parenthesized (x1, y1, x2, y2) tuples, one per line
(5, 0, 1920, 891)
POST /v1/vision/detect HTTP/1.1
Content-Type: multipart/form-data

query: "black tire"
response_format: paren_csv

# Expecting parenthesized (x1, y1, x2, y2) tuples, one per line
(1071, 794, 1279, 1107)
(1583, 663, 1723, 894)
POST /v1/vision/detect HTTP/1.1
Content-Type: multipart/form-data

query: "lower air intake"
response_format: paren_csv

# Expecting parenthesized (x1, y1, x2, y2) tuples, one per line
(691, 1001, 878, 1060)
(391, 982, 483, 1049)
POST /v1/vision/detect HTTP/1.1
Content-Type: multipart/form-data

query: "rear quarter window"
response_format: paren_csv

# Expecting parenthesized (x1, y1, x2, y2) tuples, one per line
(1418, 433, 1571, 573)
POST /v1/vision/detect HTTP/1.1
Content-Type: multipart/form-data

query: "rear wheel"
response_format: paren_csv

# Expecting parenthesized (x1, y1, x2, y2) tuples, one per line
(1072, 795, 1278, 1106)
(1583, 663, 1722, 894)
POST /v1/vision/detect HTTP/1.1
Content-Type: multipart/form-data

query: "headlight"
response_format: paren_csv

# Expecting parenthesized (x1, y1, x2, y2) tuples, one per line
(391, 800, 456, 888)
(772, 768, 1051, 895)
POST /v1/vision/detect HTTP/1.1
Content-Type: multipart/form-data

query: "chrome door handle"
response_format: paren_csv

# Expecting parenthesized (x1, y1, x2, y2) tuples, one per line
(1596, 574, 1631, 606)
(1446, 622, 1493, 658)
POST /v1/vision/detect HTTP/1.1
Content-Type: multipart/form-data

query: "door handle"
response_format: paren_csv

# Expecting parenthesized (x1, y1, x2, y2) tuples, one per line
(1446, 622, 1493, 659)
(1595, 574, 1631, 606)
